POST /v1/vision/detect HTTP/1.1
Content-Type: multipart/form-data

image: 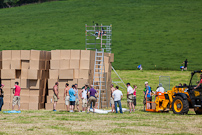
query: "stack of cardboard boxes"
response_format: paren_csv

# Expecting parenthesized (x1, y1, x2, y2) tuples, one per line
(0, 49, 113, 110)
(1, 50, 50, 110)
(45, 50, 96, 110)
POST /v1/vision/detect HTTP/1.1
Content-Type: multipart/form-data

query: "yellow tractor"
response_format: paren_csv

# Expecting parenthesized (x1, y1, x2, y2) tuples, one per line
(146, 70, 202, 114)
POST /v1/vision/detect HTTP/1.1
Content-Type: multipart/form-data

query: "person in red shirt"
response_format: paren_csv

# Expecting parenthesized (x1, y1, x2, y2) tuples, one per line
(12, 82, 21, 111)
(194, 74, 202, 89)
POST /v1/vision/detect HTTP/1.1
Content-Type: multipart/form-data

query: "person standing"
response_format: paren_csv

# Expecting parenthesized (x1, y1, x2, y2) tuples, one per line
(0, 84, 4, 111)
(145, 82, 152, 110)
(143, 87, 146, 111)
(79, 85, 88, 112)
(12, 82, 21, 111)
(110, 84, 115, 113)
(127, 83, 134, 113)
(112, 86, 123, 113)
(53, 82, 59, 111)
(69, 85, 76, 112)
(64, 83, 70, 112)
(133, 85, 137, 112)
(87, 85, 97, 114)
(74, 84, 80, 112)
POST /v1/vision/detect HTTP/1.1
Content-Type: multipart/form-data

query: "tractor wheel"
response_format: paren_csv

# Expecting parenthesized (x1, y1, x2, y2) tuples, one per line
(172, 96, 189, 114)
(194, 107, 202, 115)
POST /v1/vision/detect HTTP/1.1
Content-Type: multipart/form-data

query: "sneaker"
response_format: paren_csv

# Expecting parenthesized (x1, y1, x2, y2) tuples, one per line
(87, 112, 89, 114)
(96, 37, 99, 39)
(82, 111, 85, 113)
(53, 109, 57, 112)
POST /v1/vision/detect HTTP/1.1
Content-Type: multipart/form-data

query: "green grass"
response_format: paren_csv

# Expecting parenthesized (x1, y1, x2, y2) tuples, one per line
(0, 0, 202, 70)
(1, 70, 202, 135)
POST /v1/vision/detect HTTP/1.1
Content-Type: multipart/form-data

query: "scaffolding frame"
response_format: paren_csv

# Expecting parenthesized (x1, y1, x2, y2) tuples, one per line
(85, 24, 112, 53)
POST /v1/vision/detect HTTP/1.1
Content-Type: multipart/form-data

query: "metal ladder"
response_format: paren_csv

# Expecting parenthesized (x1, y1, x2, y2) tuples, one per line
(93, 49, 107, 109)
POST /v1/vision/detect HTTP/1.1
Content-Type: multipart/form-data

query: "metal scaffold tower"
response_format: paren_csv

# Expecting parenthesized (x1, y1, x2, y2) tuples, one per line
(85, 24, 112, 53)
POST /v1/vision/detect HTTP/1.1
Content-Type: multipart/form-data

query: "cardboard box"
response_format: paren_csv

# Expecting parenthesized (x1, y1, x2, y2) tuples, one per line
(58, 79, 68, 88)
(29, 89, 41, 96)
(70, 59, 80, 69)
(68, 79, 78, 87)
(2, 50, 12, 60)
(61, 50, 71, 60)
(29, 103, 39, 110)
(27, 69, 41, 79)
(21, 69, 28, 79)
(20, 96, 29, 103)
(70, 50, 80, 59)
(11, 60, 21, 69)
(1, 69, 15, 79)
(29, 80, 42, 89)
(29, 96, 40, 103)
(21, 60, 30, 69)
(30, 50, 42, 60)
(80, 60, 90, 69)
(45, 103, 53, 110)
(20, 103, 29, 110)
(46, 96, 53, 103)
(79, 70, 89, 79)
(51, 50, 61, 60)
(80, 50, 95, 60)
(20, 89, 30, 96)
(21, 79, 29, 88)
(3, 88, 11, 95)
(3, 95, 11, 102)
(73, 69, 79, 78)
(1, 80, 11, 88)
(11, 50, 21, 60)
(48, 90, 54, 96)
(109, 53, 114, 62)
(2, 60, 11, 69)
(59, 69, 73, 79)
(16, 70, 21, 79)
(46, 51, 51, 60)
(45, 60, 50, 70)
(50, 60, 60, 69)
(30, 60, 45, 70)
(49, 69, 58, 79)
(78, 79, 89, 88)
(59, 60, 70, 69)
(48, 79, 58, 89)
(21, 50, 30, 60)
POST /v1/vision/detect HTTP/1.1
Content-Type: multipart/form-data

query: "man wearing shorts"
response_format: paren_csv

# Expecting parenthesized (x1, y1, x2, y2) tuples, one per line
(69, 85, 76, 112)
(110, 84, 115, 113)
(74, 84, 80, 112)
(127, 83, 134, 113)
(53, 82, 59, 111)
(87, 85, 97, 114)
(12, 82, 21, 111)
(79, 85, 88, 112)
(145, 82, 152, 109)
(64, 83, 70, 112)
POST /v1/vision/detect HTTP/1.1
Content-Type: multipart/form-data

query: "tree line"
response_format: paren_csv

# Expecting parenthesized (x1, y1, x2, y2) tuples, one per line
(0, 0, 57, 8)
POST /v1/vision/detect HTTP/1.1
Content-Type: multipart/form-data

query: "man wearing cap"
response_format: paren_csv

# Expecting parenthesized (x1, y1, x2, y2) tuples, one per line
(110, 84, 115, 113)
(74, 84, 80, 112)
(53, 82, 59, 111)
(0, 84, 4, 111)
(155, 83, 165, 94)
(145, 82, 152, 109)
(87, 85, 97, 114)
(127, 83, 134, 113)
(12, 82, 21, 111)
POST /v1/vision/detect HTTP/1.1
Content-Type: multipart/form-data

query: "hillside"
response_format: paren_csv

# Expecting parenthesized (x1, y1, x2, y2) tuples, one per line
(0, 0, 202, 70)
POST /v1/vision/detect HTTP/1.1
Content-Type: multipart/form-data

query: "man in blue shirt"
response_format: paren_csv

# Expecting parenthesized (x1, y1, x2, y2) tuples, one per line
(69, 85, 76, 112)
(145, 82, 151, 109)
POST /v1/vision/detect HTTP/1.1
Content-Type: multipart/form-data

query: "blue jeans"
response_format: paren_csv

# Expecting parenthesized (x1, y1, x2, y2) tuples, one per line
(114, 100, 123, 113)
(0, 97, 4, 111)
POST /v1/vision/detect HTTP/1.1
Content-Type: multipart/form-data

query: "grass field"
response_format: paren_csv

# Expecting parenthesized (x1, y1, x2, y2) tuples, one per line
(0, 0, 202, 70)
(1, 70, 202, 135)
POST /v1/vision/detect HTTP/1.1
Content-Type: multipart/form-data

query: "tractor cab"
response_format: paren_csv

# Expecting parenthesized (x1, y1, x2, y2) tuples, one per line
(188, 70, 202, 108)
